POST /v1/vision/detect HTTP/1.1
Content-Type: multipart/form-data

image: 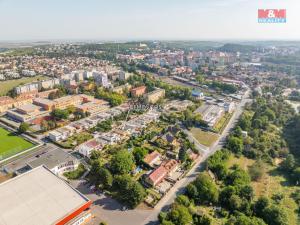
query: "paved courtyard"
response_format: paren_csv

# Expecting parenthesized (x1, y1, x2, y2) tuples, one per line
(73, 180, 154, 225)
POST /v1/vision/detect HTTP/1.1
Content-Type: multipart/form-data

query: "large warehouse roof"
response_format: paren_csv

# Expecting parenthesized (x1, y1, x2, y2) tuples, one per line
(0, 166, 90, 225)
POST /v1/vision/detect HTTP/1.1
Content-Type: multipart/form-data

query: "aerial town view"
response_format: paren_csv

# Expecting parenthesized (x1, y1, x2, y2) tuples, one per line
(0, 1, 300, 225)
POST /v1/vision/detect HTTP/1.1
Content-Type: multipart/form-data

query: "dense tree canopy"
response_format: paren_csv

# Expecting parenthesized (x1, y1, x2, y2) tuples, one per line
(110, 150, 135, 174)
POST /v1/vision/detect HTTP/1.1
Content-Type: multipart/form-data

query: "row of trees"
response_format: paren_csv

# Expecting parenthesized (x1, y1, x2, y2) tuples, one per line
(282, 115, 300, 185)
(95, 88, 126, 106)
(195, 74, 238, 94)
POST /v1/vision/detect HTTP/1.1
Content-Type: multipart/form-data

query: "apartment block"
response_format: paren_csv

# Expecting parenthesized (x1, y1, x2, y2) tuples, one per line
(144, 88, 165, 104)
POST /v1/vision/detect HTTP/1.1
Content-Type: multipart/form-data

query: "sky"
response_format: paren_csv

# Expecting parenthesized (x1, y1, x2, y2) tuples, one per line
(0, 0, 299, 41)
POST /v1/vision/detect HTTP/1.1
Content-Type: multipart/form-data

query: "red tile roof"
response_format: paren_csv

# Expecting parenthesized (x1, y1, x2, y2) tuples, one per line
(163, 159, 178, 172)
(144, 151, 161, 165)
(148, 165, 168, 186)
(85, 139, 101, 148)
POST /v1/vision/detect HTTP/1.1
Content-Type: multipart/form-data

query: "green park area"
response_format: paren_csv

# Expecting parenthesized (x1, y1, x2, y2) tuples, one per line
(0, 75, 47, 96)
(0, 127, 34, 161)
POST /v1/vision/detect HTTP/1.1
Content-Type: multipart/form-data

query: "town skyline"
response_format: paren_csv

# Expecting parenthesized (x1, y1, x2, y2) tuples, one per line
(0, 0, 299, 41)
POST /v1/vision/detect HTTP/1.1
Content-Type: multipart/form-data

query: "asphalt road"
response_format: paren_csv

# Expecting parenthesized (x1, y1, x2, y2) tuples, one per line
(76, 88, 251, 225)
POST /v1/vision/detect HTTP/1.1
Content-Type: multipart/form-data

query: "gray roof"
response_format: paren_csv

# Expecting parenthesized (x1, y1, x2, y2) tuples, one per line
(0, 166, 89, 225)
(28, 148, 78, 169)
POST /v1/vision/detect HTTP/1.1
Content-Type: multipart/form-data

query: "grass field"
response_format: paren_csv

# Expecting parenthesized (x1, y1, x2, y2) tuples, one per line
(0, 75, 47, 96)
(226, 155, 300, 225)
(213, 113, 233, 133)
(190, 127, 219, 147)
(0, 127, 34, 161)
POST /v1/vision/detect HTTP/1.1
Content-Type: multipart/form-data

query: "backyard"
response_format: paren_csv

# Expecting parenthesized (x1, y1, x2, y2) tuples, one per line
(0, 127, 34, 161)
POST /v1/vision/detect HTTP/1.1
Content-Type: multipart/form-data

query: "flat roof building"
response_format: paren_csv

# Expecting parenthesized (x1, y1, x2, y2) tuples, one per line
(0, 96, 15, 113)
(0, 166, 92, 225)
(144, 88, 165, 104)
(194, 103, 225, 127)
(33, 98, 56, 111)
(27, 148, 80, 176)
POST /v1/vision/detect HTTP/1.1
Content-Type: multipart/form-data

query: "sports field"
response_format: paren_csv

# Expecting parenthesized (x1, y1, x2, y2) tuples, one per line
(0, 127, 34, 161)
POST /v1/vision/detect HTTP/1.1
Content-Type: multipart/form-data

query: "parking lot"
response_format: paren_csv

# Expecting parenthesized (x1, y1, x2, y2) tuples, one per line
(71, 179, 154, 225)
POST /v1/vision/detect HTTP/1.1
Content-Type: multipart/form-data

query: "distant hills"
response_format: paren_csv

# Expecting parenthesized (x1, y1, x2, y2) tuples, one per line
(0, 48, 8, 53)
(217, 43, 258, 53)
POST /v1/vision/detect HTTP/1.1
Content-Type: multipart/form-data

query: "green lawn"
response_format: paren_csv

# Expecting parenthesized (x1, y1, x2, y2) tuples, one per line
(190, 127, 219, 147)
(0, 75, 47, 96)
(0, 127, 34, 161)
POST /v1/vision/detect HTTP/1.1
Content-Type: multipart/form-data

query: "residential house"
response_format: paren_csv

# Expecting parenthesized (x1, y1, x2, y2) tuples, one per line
(143, 151, 162, 168)
(76, 139, 103, 157)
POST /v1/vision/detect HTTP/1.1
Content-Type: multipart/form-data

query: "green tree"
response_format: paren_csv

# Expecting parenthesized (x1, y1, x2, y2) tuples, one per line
(168, 204, 193, 225)
(264, 108, 275, 121)
(18, 122, 30, 133)
(161, 220, 175, 225)
(186, 173, 219, 204)
(253, 197, 269, 218)
(226, 213, 266, 225)
(98, 167, 113, 189)
(193, 214, 211, 225)
(262, 205, 288, 225)
(207, 149, 230, 180)
(220, 186, 236, 207)
(195, 74, 205, 84)
(227, 136, 244, 154)
(281, 154, 295, 172)
(112, 175, 146, 208)
(228, 194, 242, 211)
(248, 160, 265, 181)
(238, 114, 251, 131)
(239, 185, 254, 201)
(126, 181, 147, 208)
(89, 159, 102, 185)
(293, 167, 300, 183)
(51, 109, 69, 120)
(66, 105, 76, 114)
(178, 148, 188, 163)
(132, 147, 148, 165)
(110, 150, 135, 174)
(226, 166, 250, 187)
(175, 195, 190, 207)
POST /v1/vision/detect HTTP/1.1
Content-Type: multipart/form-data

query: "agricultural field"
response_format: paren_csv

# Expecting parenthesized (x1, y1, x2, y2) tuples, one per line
(190, 127, 219, 147)
(0, 75, 47, 96)
(0, 127, 34, 161)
